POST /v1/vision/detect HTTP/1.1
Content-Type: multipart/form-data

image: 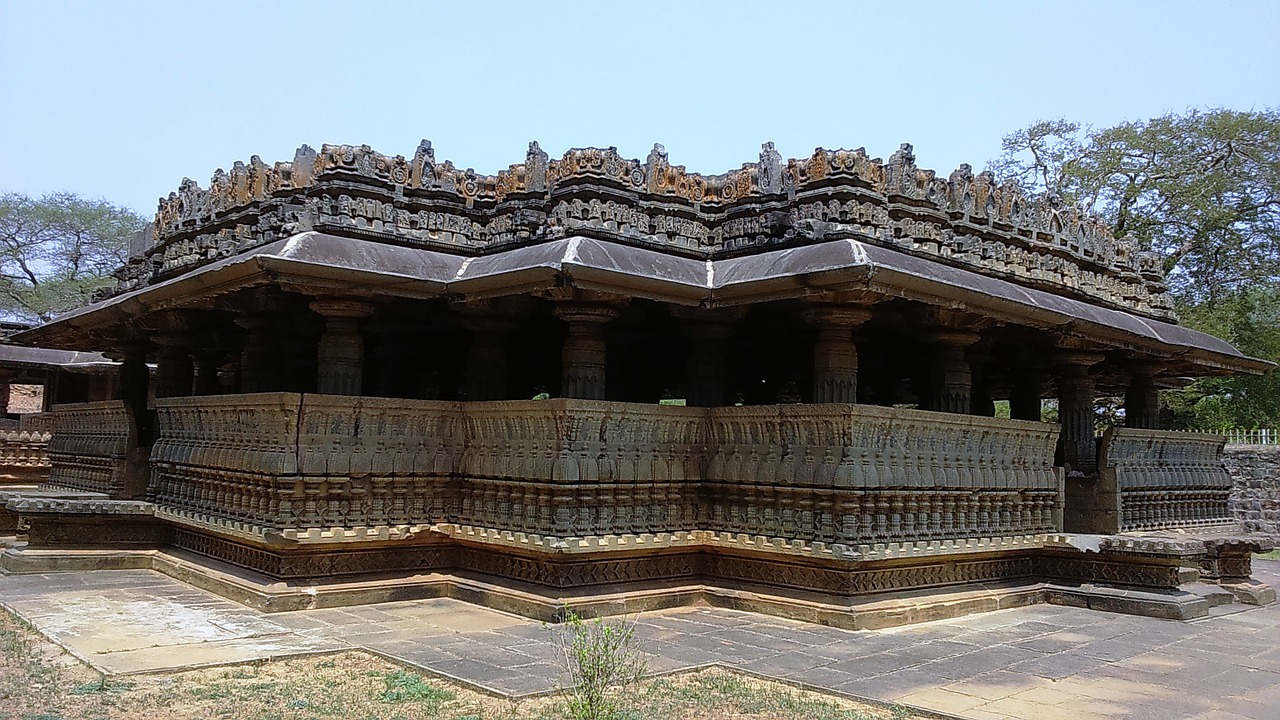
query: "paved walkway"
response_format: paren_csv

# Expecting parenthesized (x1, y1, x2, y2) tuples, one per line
(4, 563, 1280, 720)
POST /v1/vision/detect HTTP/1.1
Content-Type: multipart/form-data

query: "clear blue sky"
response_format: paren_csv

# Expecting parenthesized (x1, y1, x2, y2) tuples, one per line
(2, 0, 1277, 217)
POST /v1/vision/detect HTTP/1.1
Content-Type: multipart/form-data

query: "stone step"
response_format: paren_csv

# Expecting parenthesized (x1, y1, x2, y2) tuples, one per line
(1184, 582, 1238, 608)
(1178, 566, 1202, 584)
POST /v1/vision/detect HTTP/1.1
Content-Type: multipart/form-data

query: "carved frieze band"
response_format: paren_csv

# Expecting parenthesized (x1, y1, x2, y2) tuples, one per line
(146, 395, 1064, 547)
(127, 141, 1171, 319)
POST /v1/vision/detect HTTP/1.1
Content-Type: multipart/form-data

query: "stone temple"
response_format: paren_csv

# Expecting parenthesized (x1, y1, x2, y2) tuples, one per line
(1, 140, 1274, 626)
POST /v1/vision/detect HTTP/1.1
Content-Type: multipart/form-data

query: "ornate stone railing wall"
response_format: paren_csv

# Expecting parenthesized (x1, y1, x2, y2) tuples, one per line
(703, 405, 1061, 545)
(1098, 428, 1234, 532)
(0, 429, 52, 483)
(45, 401, 136, 495)
(148, 395, 1062, 548)
(458, 400, 706, 536)
(119, 141, 1172, 320)
(152, 394, 462, 532)
(18, 413, 57, 433)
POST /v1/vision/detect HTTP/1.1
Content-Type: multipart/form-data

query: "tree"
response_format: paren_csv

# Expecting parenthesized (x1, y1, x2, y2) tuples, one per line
(990, 108, 1280, 429)
(0, 192, 147, 322)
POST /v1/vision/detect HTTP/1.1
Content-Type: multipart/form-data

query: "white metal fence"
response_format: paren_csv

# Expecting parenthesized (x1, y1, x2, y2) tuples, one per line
(1218, 429, 1280, 445)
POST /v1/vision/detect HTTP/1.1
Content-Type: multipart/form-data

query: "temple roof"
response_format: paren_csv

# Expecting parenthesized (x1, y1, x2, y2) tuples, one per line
(112, 141, 1177, 322)
(0, 344, 114, 371)
(16, 231, 1271, 376)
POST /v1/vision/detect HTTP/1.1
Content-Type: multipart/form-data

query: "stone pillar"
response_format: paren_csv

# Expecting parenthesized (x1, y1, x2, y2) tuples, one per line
(929, 332, 981, 414)
(1009, 368, 1044, 422)
(151, 311, 195, 398)
(191, 350, 224, 396)
(1056, 350, 1104, 473)
(1124, 364, 1162, 430)
(115, 341, 152, 445)
(969, 352, 996, 417)
(457, 309, 515, 402)
(116, 344, 150, 407)
(674, 308, 744, 407)
(801, 305, 872, 404)
(552, 303, 621, 400)
(235, 314, 275, 393)
(311, 298, 375, 396)
(0, 371, 12, 416)
(217, 361, 240, 394)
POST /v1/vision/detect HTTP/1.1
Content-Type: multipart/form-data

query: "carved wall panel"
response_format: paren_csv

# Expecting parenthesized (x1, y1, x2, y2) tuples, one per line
(703, 405, 1061, 545)
(45, 401, 133, 495)
(147, 395, 1062, 552)
(456, 400, 704, 535)
(0, 429, 51, 482)
(1099, 428, 1235, 531)
(153, 394, 461, 531)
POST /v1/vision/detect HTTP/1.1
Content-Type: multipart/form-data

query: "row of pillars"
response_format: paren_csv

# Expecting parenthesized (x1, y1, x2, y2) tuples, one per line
(138, 295, 1164, 475)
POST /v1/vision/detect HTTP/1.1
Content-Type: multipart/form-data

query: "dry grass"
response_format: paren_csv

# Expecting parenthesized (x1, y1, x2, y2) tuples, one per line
(0, 606, 922, 720)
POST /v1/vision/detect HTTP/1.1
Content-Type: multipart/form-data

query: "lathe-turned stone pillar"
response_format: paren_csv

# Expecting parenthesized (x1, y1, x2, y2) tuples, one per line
(674, 307, 744, 407)
(152, 311, 194, 398)
(801, 305, 873, 404)
(110, 340, 152, 445)
(552, 299, 623, 400)
(969, 352, 996, 417)
(311, 298, 375, 396)
(0, 370, 12, 415)
(1056, 349, 1105, 473)
(1009, 366, 1045, 422)
(191, 349, 225, 396)
(457, 300, 528, 402)
(1124, 363, 1162, 430)
(929, 331, 981, 414)
(235, 314, 275, 393)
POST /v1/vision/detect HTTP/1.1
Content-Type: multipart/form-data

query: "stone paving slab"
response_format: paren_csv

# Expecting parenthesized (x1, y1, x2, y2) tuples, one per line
(3, 562, 1280, 718)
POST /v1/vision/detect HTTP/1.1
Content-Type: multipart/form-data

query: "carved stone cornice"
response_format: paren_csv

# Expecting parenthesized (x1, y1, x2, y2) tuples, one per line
(799, 304, 875, 329)
(132, 139, 1175, 324)
(308, 298, 376, 320)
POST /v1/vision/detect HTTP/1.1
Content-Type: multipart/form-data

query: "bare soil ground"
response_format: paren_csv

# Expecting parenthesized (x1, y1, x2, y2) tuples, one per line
(0, 606, 921, 720)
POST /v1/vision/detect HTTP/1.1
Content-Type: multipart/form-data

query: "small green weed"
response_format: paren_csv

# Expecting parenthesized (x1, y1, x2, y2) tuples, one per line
(379, 670, 454, 706)
(70, 675, 134, 695)
(556, 612, 647, 720)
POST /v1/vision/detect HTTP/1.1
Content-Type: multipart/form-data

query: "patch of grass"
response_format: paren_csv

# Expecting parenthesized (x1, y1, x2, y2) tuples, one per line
(70, 677, 133, 696)
(379, 670, 454, 706)
(1254, 549, 1280, 560)
(634, 669, 903, 720)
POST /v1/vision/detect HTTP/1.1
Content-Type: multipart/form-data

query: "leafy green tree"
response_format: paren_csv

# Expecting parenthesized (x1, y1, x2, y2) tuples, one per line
(0, 192, 146, 322)
(990, 108, 1280, 429)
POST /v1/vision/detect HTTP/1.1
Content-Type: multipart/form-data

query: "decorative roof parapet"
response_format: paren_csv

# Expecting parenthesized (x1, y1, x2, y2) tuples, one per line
(119, 141, 1174, 320)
